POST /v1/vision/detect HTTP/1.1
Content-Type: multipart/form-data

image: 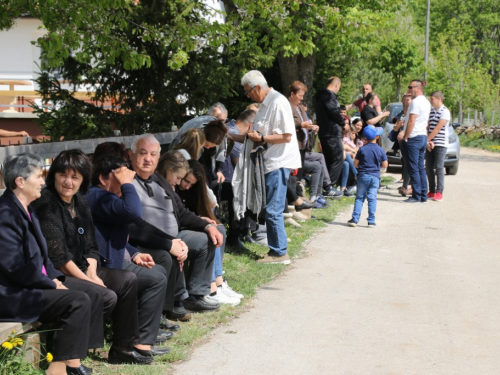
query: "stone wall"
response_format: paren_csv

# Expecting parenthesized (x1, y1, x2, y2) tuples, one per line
(455, 125, 500, 139)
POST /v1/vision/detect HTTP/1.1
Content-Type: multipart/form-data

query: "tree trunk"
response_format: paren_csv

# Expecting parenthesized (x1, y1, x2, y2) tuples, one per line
(396, 76, 401, 102)
(278, 53, 316, 116)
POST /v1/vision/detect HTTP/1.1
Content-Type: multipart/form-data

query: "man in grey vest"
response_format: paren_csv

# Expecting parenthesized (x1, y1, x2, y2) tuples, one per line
(128, 134, 224, 317)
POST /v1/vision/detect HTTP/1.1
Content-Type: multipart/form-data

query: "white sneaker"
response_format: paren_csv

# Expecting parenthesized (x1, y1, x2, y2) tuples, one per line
(220, 282, 244, 299)
(204, 291, 240, 306)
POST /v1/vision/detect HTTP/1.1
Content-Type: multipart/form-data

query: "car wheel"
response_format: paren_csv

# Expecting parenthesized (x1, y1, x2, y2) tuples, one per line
(446, 161, 459, 175)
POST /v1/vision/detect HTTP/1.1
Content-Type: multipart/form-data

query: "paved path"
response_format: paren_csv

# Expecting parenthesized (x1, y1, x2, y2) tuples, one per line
(174, 148, 500, 375)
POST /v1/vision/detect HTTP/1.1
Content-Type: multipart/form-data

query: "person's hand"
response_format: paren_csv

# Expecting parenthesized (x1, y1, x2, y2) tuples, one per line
(18, 131, 29, 137)
(311, 125, 319, 133)
(247, 130, 261, 143)
(383, 111, 391, 117)
(207, 226, 223, 247)
(134, 253, 155, 268)
(113, 166, 135, 185)
(201, 217, 217, 225)
(397, 131, 404, 141)
(178, 241, 188, 262)
(216, 172, 225, 183)
(427, 141, 435, 152)
(53, 278, 68, 290)
(170, 239, 187, 258)
(87, 273, 106, 288)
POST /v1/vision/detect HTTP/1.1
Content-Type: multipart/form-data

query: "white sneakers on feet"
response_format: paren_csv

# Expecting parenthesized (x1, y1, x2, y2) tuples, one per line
(203, 292, 240, 306)
(220, 282, 244, 299)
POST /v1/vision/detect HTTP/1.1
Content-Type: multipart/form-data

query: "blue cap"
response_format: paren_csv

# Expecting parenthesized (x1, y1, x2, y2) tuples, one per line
(363, 125, 383, 141)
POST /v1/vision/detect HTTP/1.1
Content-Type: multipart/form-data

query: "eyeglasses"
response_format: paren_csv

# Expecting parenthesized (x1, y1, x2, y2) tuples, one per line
(408, 85, 418, 89)
(245, 86, 257, 97)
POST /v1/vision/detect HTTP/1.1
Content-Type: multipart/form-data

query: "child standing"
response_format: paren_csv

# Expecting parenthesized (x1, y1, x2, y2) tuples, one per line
(348, 125, 388, 228)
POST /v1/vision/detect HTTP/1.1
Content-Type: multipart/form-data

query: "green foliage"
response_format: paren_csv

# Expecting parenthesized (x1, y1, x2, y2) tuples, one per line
(459, 134, 500, 152)
(0, 336, 43, 375)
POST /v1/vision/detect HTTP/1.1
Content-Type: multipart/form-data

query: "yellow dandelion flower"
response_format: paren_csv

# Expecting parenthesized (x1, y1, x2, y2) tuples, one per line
(10, 338, 23, 347)
(46, 353, 53, 363)
(1, 341, 13, 350)
(343, 198, 346, 201)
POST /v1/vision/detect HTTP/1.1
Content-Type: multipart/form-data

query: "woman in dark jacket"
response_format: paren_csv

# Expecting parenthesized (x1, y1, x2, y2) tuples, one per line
(87, 155, 173, 353)
(32, 149, 154, 365)
(0, 153, 92, 375)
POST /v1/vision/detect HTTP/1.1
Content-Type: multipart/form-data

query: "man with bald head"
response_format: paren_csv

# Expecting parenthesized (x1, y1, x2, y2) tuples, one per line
(346, 84, 382, 115)
(315, 76, 346, 197)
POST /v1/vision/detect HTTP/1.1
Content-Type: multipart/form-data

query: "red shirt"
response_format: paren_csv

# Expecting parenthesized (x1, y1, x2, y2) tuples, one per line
(354, 95, 380, 112)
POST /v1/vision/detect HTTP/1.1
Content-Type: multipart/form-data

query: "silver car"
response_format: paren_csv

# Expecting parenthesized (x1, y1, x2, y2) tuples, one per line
(380, 102, 461, 175)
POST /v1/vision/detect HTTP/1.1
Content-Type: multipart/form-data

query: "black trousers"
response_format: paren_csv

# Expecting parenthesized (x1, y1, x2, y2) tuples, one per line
(296, 148, 306, 180)
(39, 288, 91, 362)
(137, 248, 176, 312)
(319, 136, 344, 186)
(122, 262, 167, 345)
(66, 268, 140, 348)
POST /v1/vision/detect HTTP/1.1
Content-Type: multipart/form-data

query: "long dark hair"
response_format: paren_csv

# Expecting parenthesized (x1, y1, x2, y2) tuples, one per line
(186, 160, 217, 222)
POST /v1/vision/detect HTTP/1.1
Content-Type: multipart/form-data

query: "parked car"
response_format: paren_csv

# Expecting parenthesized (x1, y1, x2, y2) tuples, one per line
(379, 102, 461, 175)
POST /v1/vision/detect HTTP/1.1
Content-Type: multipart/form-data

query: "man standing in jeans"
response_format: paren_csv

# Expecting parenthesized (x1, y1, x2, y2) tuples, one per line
(402, 80, 431, 203)
(241, 70, 301, 265)
(426, 91, 450, 202)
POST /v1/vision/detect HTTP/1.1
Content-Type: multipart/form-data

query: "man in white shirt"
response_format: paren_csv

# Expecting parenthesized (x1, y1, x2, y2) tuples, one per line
(402, 80, 432, 203)
(241, 70, 301, 264)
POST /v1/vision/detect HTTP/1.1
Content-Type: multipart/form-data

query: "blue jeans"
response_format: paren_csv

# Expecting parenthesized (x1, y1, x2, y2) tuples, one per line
(341, 153, 358, 188)
(265, 168, 290, 256)
(351, 174, 379, 224)
(211, 247, 222, 282)
(405, 135, 428, 201)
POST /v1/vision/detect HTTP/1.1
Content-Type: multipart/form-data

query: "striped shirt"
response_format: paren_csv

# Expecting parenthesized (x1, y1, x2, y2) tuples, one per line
(428, 105, 450, 147)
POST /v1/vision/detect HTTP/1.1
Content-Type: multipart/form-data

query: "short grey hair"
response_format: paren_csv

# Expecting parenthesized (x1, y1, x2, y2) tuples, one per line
(130, 134, 161, 154)
(208, 102, 228, 117)
(241, 70, 268, 89)
(2, 153, 44, 190)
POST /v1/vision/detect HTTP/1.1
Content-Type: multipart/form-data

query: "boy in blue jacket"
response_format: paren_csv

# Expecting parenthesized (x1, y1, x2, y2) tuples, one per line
(348, 125, 388, 228)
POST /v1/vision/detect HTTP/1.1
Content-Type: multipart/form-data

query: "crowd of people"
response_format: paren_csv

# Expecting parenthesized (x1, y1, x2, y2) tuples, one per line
(0, 70, 451, 374)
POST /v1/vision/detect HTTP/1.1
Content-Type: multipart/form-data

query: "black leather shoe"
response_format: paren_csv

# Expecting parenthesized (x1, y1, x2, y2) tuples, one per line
(156, 329, 173, 344)
(135, 345, 171, 357)
(295, 200, 315, 211)
(66, 365, 92, 375)
(183, 297, 220, 312)
(240, 234, 265, 247)
(108, 347, 154, 365)
(226, 236, 250, 251)
(165, 306, 192, 322)
(160, 314, 180, 331)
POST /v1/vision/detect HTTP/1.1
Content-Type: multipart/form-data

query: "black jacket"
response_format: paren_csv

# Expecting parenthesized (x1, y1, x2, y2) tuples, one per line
(0, 189, 64, 322)
(315, 89, 345, 139)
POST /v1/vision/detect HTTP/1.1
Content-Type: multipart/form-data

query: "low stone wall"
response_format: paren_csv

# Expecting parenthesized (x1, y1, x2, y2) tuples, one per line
(456, 124, 500, 139)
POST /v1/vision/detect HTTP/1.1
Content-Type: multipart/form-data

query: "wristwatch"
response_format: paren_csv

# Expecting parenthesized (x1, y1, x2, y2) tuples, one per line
(261, 135, 265, 143)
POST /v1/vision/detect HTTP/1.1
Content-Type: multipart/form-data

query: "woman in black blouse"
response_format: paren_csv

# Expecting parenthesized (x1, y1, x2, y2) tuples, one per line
(32, 149, 156, 365)
(361, 93, 390, 128)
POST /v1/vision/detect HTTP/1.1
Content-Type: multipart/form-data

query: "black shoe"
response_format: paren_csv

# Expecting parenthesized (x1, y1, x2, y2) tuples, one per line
(347, 219, 357, 227)
(66, 365, 92, 375)
(226, 236, 250, 251)
(156, 329, 173, 344)
(164, 306, 192, 322)
(135, 345, 171, 357)
(240, 234, 265, 247)
(159, 314, 180, 331)
(108, 347, 154, 365)
(295, 200, 315, 211)
(343, 189, 354, 197)
(183, 297, 220, 312)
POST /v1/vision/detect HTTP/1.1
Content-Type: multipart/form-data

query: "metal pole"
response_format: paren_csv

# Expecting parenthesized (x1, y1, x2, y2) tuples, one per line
(424, 0, 430, 81)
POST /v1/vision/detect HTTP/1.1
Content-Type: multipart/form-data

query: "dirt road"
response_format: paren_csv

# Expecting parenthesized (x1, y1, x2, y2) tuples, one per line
(174, 147, 500, 375)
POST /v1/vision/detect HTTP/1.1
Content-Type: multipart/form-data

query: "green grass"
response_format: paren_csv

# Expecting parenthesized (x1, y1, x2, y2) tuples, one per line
(459, 134, 500, 153)
(85, 196, 355, 374)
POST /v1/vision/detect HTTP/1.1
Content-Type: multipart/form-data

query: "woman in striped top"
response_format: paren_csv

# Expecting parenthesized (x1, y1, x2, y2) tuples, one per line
(425, 91, 450, 201)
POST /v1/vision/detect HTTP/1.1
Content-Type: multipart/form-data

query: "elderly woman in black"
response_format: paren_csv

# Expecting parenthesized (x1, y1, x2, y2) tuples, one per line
(0, 153, 92, 375)
(32, 149, 154, 365)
